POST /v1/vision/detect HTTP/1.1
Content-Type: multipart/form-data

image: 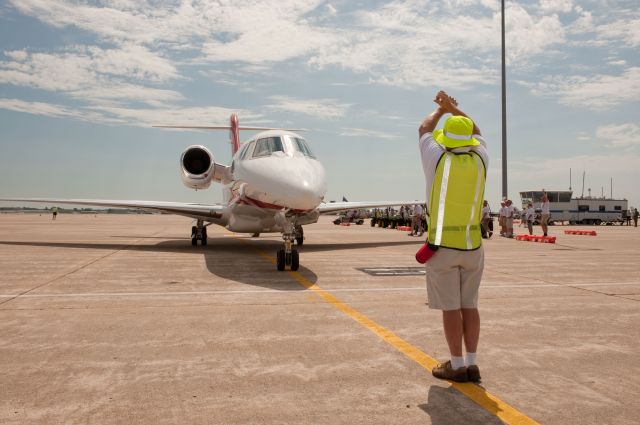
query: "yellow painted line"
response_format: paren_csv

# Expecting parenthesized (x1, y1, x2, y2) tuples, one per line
(239, 237, 539, 424)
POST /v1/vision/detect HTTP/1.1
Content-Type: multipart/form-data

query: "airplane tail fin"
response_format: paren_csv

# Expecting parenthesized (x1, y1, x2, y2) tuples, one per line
(154, 115, 304, 156)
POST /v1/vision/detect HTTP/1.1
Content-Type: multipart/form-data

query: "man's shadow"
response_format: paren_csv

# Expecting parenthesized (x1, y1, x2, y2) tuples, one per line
(418, 385, 504, 424)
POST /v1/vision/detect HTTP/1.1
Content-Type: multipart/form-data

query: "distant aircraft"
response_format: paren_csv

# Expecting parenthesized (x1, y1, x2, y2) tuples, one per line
(2, 114, 415, 271)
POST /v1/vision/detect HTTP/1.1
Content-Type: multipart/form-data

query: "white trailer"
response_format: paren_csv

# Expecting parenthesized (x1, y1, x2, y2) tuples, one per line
(519, 190, 628, 225)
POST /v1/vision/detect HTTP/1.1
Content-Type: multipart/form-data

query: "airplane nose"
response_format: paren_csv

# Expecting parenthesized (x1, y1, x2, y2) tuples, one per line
(279, 161, 326, 210)
(240, 155, 327, 211)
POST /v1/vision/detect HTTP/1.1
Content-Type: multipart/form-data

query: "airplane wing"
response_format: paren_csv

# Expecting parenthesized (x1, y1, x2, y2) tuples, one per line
(0, 198, 227, 222)
(318, 201, 425, 214)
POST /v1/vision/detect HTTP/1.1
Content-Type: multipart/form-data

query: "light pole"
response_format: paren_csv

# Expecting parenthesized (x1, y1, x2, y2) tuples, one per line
(501, 0, 508, 199)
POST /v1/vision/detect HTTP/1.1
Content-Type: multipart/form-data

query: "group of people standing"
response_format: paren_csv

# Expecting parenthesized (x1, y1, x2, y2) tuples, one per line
(480, 192, 551, 239)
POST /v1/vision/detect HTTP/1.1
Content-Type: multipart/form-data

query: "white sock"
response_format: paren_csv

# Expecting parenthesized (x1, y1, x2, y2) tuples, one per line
(451, 356, 465, 370)
(465, 352, 477, 366)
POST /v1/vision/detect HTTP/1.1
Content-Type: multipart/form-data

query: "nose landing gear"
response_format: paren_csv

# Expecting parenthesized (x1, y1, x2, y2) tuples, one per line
(191, 219, 208, 246)
(276, 236, 299, 271)
(275, 213, 301, 271)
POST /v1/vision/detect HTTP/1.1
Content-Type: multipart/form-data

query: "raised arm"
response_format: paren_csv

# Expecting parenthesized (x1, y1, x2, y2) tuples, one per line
(418, 106, 446, 138)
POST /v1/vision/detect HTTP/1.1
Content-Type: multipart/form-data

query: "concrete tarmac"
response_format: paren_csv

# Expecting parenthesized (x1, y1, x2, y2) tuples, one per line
(0, 213, 639, 424)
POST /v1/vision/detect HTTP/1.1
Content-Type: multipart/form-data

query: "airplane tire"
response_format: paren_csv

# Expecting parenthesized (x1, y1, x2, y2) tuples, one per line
(201, 227, 207, 246)
(276, 249, 286, 271)
(191, 237, 197, 246)
(291, 250, 299, 271)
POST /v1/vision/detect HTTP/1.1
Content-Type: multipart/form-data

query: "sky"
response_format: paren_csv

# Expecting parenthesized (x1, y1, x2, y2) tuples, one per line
(0, 0, 638, 209)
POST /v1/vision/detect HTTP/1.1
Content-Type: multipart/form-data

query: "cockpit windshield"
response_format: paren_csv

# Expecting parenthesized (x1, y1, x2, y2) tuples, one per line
(291, 137, 315, 158)
(253, 137, 284, 158)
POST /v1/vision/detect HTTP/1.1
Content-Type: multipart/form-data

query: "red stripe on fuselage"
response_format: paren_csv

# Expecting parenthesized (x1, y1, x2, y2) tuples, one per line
(237, 195, 310, 214)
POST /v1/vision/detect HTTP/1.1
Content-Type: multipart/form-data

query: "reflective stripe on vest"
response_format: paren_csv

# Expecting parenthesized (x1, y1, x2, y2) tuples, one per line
(428, 151, 486, 250)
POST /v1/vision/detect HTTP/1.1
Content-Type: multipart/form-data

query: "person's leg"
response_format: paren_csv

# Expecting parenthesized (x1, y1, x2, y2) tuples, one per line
(442, 309, 464, 357)
(461, 308, 480, 353)
(528, 220, 533, 235)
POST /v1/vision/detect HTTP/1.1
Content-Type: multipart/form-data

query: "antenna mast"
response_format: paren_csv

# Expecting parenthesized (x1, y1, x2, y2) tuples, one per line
(569, 168, 572, 191)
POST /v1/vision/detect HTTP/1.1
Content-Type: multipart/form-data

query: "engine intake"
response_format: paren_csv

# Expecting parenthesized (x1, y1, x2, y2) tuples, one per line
(181, 145, 215, 189)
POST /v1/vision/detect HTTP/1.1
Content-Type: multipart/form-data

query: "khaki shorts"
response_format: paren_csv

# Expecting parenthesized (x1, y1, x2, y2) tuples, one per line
(541, 214, 550, 225)
(426, 246, 484, 310)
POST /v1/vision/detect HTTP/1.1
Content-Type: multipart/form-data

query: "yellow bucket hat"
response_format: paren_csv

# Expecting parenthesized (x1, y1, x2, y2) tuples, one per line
(433, 116, 479, 149)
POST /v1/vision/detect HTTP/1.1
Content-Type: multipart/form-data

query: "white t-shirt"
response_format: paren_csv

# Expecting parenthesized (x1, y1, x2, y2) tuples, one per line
(541, 200, 550, 215)
(419, 132, 488, 214)
(525, 207, 536, 222)
(414, 204, 423, 216)
(504, 205, 515, 218)
(482, 206, 491, 219)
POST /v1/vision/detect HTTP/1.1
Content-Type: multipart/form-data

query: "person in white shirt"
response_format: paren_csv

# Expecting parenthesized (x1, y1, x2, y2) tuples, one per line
(505, 199, 515, 238)
(540, 191, 551, 236)
(481, 200, 491, 238)
(498, 201, 506, 236)
(410, 203, 424, 236)
(525, 202, 536, 235)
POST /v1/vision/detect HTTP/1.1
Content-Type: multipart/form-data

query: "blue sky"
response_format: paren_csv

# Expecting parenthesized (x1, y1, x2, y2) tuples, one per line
(0, 0, 638, 209)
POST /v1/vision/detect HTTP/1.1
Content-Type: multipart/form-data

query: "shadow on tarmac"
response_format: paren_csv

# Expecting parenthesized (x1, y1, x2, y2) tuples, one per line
(419, 385, 503, 424)
(0, 237, 421, 290)
(0, 238, 319, 291)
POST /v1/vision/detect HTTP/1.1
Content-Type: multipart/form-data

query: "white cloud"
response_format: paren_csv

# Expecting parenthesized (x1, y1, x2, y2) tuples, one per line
(0, 98, 107, 122)
(4, 0, 571, 91)
(531, 67, 640, 109)
(339, 128, 400, 140)
(595, 123, 640, 148)
(0, 97, 260, 128)
(538, 0, 573, 13)
(267, 96, 350, 119)
(595, 17, 640, 47)
(0, 46, 181, 105)
(90, 105, 259, 128)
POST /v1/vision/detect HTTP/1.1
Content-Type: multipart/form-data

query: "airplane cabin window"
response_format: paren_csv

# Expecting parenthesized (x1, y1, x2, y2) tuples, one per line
(253, 137, 284, 158)
(291, 137, 315, 158)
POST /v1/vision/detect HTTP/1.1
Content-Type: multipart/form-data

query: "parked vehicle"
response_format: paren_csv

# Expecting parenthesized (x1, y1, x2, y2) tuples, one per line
(519, 190, 628, 225)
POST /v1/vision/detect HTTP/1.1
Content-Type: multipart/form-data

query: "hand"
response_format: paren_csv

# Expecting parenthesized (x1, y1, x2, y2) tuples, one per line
(433, 90, 458, 113)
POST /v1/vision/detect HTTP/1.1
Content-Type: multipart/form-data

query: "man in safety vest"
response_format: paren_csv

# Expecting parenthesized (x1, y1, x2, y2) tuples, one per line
(419, 91, 488, 383)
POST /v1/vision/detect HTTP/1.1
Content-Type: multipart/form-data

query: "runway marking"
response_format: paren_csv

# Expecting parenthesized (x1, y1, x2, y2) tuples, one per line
(1, 281, 638, 299)
(248, 249, 539, 425)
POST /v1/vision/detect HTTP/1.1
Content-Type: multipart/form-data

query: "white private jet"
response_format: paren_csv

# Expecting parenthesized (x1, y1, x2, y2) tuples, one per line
(2, 114, 417, 271)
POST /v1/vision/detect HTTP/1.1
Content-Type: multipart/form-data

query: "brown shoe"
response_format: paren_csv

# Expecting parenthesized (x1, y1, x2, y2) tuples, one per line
(432, 360, 468, 382)
(467, 365, 481, 382)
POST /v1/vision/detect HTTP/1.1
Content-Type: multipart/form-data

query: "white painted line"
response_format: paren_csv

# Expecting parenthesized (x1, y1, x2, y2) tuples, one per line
(0, 282, 638, 299)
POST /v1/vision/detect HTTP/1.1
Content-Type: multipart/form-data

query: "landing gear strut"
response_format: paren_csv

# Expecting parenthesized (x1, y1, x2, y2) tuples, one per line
(295, 225, 304, 246)
(275, 213, 300, 271)
(191, 219, 207, 246)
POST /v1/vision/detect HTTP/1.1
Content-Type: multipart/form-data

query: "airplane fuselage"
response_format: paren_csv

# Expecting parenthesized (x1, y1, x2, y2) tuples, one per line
(220, 130, 327, 233)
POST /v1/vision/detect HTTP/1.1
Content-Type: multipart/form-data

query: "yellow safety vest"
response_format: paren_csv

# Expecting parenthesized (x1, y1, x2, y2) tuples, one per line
(428, 150, 486, 250)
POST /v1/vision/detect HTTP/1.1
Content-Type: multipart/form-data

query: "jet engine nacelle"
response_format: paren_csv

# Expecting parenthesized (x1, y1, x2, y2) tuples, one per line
(181, 145, 215, 189)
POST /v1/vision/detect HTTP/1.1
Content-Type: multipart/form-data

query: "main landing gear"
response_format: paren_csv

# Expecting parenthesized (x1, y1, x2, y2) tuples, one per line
(191, 219, 208, 246)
